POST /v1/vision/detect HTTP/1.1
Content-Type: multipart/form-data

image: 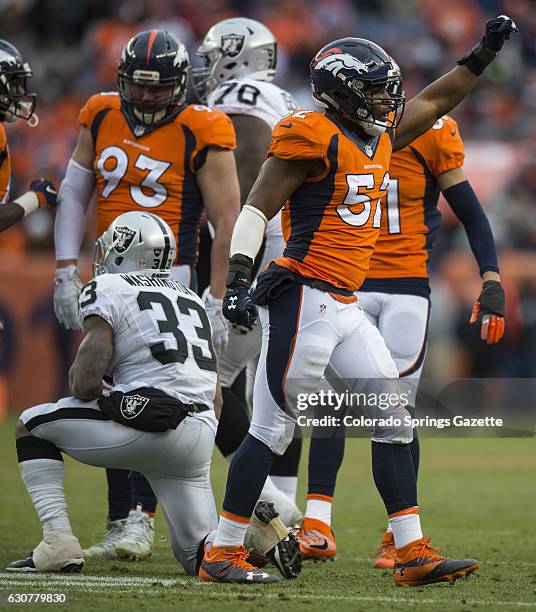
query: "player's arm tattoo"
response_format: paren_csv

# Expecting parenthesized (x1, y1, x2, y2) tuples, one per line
(70, 315, 113, 400)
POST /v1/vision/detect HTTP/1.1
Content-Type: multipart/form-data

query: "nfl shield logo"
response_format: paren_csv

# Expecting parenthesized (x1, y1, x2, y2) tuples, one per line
(120, 394, 149, 419)
(221, 34, 245, 58)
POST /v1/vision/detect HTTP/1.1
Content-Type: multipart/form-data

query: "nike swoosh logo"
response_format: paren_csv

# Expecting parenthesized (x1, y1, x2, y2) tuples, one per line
(45, 186, 56, 194)
(309, 540, 329, 550)
(280, 123, 293, 128)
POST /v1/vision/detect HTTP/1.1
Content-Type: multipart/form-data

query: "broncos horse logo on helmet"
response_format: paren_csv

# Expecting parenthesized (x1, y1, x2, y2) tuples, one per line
(310, 37, 404, 137)
(0, 39, 37, 126)
(118, 30, 189, 131)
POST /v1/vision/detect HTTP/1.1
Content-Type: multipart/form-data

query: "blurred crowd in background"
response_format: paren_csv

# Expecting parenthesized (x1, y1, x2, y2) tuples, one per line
(0, 0, 535, 385)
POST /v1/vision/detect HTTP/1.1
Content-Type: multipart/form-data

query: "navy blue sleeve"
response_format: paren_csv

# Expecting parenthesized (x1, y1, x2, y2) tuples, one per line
(442, 180, 499, 275)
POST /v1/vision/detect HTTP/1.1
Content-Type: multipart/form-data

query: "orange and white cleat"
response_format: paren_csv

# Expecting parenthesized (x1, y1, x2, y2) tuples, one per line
(373, 530, 397, 569)
(199, 544, 280, 583)
(393, 537, 480, 587)
(293, 517, 336, 561)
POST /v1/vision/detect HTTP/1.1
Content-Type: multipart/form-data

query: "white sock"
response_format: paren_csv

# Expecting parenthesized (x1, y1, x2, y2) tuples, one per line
(305, 495, 332, 526)
(390, 510, 422, 549)
(19, 459, 72, 535)
(213, 513, 249, 548)
(269, 475, 298, 504)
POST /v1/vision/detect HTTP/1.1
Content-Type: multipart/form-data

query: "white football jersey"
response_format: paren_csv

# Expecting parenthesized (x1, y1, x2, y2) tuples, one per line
(79, 272, 218, 432)
(207, 77, 297, 239)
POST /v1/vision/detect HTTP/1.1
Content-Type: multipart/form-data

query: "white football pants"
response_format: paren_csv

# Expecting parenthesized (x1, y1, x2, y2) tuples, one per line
(20, 397, 217, 575)
(358, 292, 430, 401)
(248, 284, 411, 455)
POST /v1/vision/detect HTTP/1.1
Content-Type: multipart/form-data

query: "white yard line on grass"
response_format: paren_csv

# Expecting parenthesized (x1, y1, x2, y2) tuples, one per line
(1, 574, 535, 608)
(0, 574, 186, 587)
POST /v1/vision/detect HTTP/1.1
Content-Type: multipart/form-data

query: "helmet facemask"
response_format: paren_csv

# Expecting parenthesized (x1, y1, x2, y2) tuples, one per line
(118, 31, 189, 128)
(118, 69, 186, 126)
(192, 46, 221, 103)
(313, 68, 404, 137)
(0, 63, 37, 126)
(310, 40, 405, 138)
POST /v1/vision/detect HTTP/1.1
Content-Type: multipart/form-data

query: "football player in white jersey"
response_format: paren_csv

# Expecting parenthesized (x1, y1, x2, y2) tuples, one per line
(7, 211, 219, 575)
(7, 210, 300, 580)
(193, 18, 303, 525)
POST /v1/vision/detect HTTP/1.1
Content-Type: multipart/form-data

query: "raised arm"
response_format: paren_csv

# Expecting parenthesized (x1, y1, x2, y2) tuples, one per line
(395, 15, 517, 151)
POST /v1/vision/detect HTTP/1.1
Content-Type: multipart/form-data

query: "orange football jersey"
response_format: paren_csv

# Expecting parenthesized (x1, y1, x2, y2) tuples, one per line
(0, 123, 11, 202)
(79, 93, 236, 265)
(268, 110, 393, 292)
(365, 115, 464, 281)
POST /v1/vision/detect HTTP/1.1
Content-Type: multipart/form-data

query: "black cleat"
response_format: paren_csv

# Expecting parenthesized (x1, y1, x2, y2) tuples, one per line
(6, 553, 36, 573)
(254, 501, 302, 579)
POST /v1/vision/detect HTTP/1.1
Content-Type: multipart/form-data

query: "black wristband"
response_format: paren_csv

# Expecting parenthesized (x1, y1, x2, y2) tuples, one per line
(479, 280, 505, 317)
(226, 254, 254, 288)
(457, 40, 496, 76)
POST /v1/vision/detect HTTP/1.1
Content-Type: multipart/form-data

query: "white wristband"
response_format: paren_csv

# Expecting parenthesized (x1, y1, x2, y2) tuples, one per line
(13, 191, 39, 217)
(230, 204, 267, 260)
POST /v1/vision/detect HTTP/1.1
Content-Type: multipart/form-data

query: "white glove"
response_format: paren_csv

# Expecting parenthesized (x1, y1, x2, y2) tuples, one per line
(202, 286, 229, 358)
(54, 265, 83, 330)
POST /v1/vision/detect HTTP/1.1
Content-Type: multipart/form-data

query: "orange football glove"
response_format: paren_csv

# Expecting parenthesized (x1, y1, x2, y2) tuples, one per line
(469, 280, 505, 344)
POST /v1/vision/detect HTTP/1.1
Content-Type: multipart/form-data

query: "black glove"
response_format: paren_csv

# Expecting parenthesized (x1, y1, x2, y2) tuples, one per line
(483, 14, 518, 52)
(222, 287, 258, 329)
(30, 178, 58, 208)
(457, 15, 518, 75)
(469, 280, 505, 344)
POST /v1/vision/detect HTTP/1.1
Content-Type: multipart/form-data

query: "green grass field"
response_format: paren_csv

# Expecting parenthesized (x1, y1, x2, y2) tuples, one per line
(0, 416, 534, 611)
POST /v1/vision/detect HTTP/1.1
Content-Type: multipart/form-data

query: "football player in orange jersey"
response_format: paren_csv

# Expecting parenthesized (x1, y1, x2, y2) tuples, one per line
(0, 39, 57, 232)
(52, 30, 240, 561)
(302, 114, 505, 568)
(196, 17, 304, 529)
(200, 16, 517, 585)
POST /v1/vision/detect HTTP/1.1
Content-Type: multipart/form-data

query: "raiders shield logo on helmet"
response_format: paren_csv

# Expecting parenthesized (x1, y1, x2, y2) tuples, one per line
(113, 226, 137, 253)
(120, 394, 149, 419)
(221, 34, 245, 58)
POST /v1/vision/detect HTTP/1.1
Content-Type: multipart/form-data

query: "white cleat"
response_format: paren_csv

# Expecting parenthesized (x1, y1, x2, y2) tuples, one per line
(115, 510, 155, 561)
(7, 530, 84, 573)
(83, 519, 126, 560)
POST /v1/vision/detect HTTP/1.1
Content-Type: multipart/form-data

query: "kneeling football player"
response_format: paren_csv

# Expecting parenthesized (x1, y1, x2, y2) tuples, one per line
(7, 211, 300, 581)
